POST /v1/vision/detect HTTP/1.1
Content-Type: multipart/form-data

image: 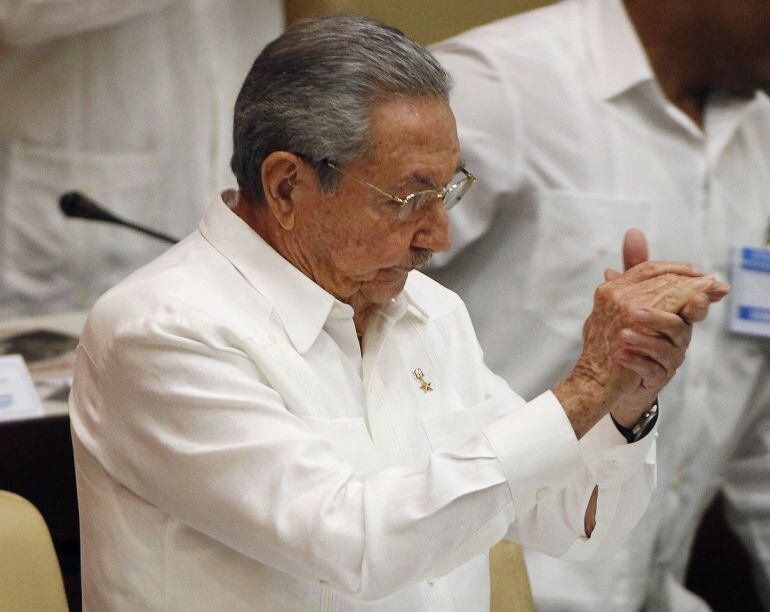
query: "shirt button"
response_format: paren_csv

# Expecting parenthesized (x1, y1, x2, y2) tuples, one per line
(536, 487, 551, 500)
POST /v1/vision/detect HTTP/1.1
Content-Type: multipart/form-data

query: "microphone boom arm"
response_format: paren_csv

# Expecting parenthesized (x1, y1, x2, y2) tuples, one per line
(59, 191, 180, 244)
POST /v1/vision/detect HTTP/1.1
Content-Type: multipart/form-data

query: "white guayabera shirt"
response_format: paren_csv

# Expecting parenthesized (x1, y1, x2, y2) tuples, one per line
(70, 192, 656, 611)
(431, 0, 770, 609)
(0, 0, 283, 318)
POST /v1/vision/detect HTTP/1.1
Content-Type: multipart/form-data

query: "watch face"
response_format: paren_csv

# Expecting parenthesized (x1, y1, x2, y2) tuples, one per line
(631, 399, 659, 442)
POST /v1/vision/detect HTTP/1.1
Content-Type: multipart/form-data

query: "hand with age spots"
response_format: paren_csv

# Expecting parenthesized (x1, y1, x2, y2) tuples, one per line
(554, 229, 730, 438)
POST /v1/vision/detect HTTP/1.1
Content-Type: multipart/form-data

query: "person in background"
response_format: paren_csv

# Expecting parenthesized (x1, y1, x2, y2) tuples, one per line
(0, 0, 282, 318)
(69, 16, 727, 611)
(430, 0, 770, 609)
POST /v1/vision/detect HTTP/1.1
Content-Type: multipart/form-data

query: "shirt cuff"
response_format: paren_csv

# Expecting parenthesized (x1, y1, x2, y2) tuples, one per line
(579, 413, 658, 486)
(482, 390, 583, 518)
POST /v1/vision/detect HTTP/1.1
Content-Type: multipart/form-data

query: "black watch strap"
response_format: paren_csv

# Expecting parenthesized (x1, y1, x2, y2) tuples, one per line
(611, 398, 659, 444)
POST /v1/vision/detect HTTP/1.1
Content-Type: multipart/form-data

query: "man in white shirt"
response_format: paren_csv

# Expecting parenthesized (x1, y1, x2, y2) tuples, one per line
(70, 15, 727, 611)
(0, 0, 282, 318)
(430, 0, 770, 609)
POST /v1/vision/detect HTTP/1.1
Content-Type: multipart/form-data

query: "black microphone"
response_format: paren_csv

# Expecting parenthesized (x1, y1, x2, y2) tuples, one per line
(59, 191, 180, 244)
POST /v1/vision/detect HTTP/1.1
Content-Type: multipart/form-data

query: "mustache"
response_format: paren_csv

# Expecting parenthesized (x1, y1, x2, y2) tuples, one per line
(410, 249, 433, 270)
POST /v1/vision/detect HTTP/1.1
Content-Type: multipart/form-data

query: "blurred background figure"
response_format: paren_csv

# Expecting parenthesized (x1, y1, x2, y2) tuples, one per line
(0, 0, 283, 318)
(430, 0, 770, 610)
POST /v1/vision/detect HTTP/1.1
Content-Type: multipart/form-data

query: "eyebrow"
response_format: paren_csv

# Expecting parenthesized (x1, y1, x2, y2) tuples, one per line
(394, 160, 467, 192)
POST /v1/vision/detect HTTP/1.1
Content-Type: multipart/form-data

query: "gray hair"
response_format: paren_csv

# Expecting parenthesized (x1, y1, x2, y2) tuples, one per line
(230, 15, 453, 203)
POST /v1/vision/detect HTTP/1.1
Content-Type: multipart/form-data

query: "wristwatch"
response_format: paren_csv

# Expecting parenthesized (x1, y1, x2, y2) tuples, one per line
(611, 398, 659, 443)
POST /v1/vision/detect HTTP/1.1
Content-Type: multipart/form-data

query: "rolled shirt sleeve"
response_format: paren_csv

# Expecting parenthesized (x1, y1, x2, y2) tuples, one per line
(483, 389, 656, 560)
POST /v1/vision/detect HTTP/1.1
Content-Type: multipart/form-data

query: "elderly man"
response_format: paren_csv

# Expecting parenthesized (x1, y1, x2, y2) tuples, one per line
(430, 0, 770, 609)
(70, 16, 726, 611)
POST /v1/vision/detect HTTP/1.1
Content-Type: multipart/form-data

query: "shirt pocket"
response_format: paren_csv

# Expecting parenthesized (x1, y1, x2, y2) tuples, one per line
(421, 396, 499, 452)
(1, 140, 162, 313)
(522, 189, 654, 338)
(297, 414, 381, 478)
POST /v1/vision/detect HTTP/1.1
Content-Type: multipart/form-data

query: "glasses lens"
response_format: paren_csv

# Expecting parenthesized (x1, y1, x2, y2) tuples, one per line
(397, 197, 416, 220)
(398, 192, 435, 219)
(443, 178, 472, 210)
(397, 172, 475, 219)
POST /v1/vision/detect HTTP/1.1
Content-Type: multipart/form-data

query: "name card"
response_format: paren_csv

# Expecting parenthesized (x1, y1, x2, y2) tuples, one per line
(728, 246, 770, 339)
(0, 355, 45, 422)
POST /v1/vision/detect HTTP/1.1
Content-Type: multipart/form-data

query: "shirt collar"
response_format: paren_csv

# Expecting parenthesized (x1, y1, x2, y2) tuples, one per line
(585, 0, 655, 101)
(586, 0, 768, 145)
(705, 89, 770, 164)
(198, 192, 440, 353)
(199, 191, 335, 353)
(402, 272, 446, 322)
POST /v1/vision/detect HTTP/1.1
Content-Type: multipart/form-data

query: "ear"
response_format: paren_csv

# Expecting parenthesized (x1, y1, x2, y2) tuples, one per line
(261, 151, 305, 231)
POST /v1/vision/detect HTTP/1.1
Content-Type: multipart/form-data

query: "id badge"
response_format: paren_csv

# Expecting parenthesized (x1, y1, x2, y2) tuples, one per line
(728, 246, 770, 339)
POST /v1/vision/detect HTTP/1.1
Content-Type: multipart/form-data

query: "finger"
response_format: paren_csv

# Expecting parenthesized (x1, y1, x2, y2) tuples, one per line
(618, 329, 686, 373)
(613, 349, 668, 388)
(634, 275, 729, 306)
(706, 281, 731, 302)
(632, 272, 702, 299)
(604, 268, 622, 282)
(616, 260, 704, 285)
(622, 228, 649, 272)
(631, 309, 693, 347)
(679, 295, 710, 324)
(645, 276, 718, 314)
(612, 273, 711, 312)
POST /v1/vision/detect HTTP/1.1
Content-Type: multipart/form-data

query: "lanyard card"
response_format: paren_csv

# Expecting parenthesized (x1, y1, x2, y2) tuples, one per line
(728, 246, 770, 339)
(0, 354, 45, 422)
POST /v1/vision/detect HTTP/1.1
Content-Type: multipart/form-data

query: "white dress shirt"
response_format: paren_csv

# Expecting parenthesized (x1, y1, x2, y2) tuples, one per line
(0, 0, 282, 317)
(70, 192, 656, 611)
(431, 0, 770, 610)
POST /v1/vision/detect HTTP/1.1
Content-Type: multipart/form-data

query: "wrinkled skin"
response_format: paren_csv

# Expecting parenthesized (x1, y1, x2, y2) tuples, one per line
(555, 230, 728, 436)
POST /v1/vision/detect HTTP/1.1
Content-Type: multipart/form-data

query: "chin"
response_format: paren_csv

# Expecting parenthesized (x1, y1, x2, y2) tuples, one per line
(363, 271, 409, 304)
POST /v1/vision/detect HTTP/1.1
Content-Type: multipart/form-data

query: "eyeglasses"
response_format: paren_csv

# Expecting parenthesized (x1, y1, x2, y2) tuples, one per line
(325, 161, 476, 220)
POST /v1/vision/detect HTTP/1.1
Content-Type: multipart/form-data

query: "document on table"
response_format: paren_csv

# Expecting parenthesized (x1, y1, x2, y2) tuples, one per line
(0, 328, 80, 404)
(0, 355, 44, 422)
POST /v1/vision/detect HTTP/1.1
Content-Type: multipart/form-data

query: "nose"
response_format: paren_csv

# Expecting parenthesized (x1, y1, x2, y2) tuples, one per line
(411, 199, 452, 253)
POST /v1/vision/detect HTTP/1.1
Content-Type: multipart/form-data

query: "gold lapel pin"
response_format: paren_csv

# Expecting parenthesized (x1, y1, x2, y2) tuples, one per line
(412, 368, 433, 393)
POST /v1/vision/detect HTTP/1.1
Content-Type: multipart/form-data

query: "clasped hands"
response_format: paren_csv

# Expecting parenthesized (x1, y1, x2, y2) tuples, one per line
(555, 229, 730, 438)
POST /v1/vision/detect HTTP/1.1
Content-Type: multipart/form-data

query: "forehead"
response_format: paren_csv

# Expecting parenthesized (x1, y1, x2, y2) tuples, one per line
(361, 97, 461, 182)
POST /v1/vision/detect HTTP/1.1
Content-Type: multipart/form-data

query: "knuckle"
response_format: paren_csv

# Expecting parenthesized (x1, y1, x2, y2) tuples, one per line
(618, 301, 636, 322)
(595, 284, 612, 302)
(594, 285, 604, 301)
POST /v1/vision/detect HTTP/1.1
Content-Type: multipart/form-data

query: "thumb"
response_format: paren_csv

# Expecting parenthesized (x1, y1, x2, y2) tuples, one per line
(623, 228, 649, 272)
